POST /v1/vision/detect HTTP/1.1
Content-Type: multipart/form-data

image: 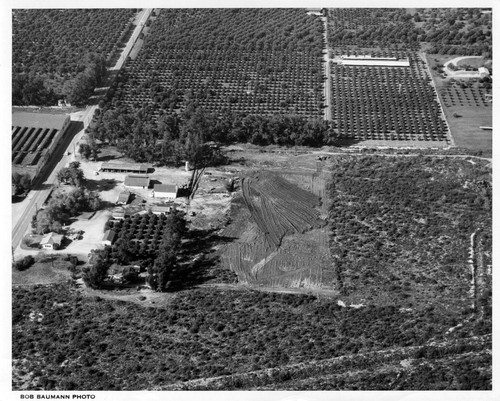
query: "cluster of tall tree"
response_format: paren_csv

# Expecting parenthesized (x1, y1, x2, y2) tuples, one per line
(62, 54, 107, 106)
(88, 102, 334, 165)
(13, 53, 107, 107)
(12, 172, 33, 196)
(147, 210, 186, 291)
(31, 188, 102, 234)
(12, 74, 58, 106)
(83, 246, 113, 289)
(56, 161, 85, 187)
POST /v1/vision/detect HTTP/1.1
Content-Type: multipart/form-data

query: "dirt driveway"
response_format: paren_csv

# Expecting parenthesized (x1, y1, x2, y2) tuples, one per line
(63, 209, 111, 260)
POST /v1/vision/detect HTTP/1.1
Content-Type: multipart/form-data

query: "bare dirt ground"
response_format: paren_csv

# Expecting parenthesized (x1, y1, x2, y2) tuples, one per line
(217, 148, 336, 290)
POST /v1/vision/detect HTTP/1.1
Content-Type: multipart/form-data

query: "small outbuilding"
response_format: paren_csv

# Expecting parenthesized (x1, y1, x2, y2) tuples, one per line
(102, 230, 117, 246)
(152, 184, 178, 200)
(151, 204, 173, 215)
(101, 162, 149, 174)
(124, 175, 150, 189)
(40, 232, 64, 250)
(112, 208, 126, 220)
(116, 190, 131, 205)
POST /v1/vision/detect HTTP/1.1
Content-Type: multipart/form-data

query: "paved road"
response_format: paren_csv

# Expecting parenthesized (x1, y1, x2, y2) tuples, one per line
(12, 9, 152, 256)
(12, 106, 97, 254)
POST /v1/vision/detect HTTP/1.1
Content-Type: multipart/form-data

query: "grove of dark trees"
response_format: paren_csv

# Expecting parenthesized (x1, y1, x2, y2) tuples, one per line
(87, 100, 335, 165)
(12, 9, 136, 105)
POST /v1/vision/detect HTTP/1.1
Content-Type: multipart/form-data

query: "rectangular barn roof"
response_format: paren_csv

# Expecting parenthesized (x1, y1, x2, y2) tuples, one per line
(117, 191, 131, 203)
(12, 111, 69, 130)
(102, 230, 117, 243)
(124, 175, 150, 187)
(154, 184, 178, 194)
(101, 162, 149, 172)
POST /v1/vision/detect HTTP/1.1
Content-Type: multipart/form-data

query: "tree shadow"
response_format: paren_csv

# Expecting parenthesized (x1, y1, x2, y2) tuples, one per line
(37, 183, 55, 191)
(85, 178, 119, 192)
(99, 200, 116, 211)
(96, 154, 118, 162)
(170, 228, 238, 290)
(12, 195, 26, 204)
(149, 179, 162, 187)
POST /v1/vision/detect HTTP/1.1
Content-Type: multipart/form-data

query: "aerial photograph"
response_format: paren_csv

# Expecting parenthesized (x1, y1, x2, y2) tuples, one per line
(9, 3, 493, 396)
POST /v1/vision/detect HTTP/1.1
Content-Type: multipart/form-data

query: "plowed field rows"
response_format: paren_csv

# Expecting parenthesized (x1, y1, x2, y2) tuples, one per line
(241, 172, 323, 248)
(221, 170, 334, 289)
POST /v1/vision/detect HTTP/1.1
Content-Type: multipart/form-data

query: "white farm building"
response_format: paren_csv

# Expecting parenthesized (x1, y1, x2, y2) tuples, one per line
(337, 55, 410, 67)
(152, 184, 178, 200)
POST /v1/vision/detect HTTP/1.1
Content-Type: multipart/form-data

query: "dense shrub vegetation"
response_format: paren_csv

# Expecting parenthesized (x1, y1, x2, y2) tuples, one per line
(328, 156, 491, 312)
(327, 8, 491, 57)
(12, 9, 137, 105)
(416, 8, 492, 57)
(13, 256, 35, 271)
(327, 9, 419, 51)
(12, 284, 491, 390)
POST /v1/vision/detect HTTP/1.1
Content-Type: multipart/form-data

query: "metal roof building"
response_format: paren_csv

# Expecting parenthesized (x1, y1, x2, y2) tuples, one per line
(116, 190, 131, 205)
(152, 184, 178, 200)
(124, 175, 150, 188)
(101, 162, 149, 174)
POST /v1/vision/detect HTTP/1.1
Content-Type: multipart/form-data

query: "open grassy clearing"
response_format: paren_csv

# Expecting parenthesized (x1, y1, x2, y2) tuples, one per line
(328, 155, 491, 313)
(12, 257, 74, 286)
(12, 284, 491, 390)
(425, 54, 491, 153)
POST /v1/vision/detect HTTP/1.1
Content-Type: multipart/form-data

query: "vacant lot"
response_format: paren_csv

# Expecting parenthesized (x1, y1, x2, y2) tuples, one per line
(221, 169, 333, 289)
(12, 257, 73, 286)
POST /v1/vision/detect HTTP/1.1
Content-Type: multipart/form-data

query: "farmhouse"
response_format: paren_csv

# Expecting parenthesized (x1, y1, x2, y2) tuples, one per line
(116, 190, 131, 205)
(152, 184, 178, 200)
(101, 162, 149, 174)
(39, 232, 64, 250)
(102, 230, 117, 246)
(124, 175, 150, 189)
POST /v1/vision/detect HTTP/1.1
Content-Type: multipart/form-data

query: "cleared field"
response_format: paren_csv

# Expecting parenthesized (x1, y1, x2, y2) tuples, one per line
(221, 170, 333, 289)
(241, 172, 323, 248)
(426, 54, 492, 153)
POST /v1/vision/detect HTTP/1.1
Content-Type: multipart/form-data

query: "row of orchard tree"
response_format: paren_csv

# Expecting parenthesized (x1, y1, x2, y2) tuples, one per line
(83, 210, 187, 292)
